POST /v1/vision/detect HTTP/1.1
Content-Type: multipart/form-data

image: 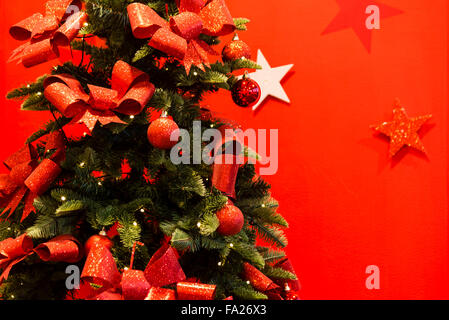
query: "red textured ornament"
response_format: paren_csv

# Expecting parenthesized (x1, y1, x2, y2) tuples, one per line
(284, 291, 300, 300)
(216, 201, 244, 236)
(222, 40, 251, 62)
(231, 78, 261, 108)
(84, 231, 113, 255)
(147, 117, 180, 150)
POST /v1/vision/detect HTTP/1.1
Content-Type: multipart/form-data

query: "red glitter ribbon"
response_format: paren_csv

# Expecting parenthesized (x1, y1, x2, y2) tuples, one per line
(0, 234, 83, 283)
(80, 242, 217, 300)
(127, 0, 235, 74)
(8, 0, 88, 68)
(0, 131, 64, 222)
(43, 60, 155, 132)
(242, 262, 281, 298)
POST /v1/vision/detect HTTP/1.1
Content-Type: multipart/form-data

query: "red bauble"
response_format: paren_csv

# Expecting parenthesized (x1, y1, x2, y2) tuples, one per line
(231, 78, 261, 108)
(222, 40, 251, 62)
(216, 202, 244, 236)
(284, 291, 300, 300)
(147, 117, 180, 150)
(84, 231, 113, 255)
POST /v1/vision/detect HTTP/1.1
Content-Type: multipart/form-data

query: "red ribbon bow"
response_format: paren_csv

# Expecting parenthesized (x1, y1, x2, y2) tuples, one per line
(80, 243, 216, 300)
(0, 131, 64, 222)
(8, 0, 88, 68)
(127, 0, 235, 74)
(43, 60, 155, 132)
(0, 234, 83, 283)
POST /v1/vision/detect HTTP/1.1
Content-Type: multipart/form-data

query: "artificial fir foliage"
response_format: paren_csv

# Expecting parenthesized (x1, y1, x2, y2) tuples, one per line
(0, 0, 298, 300)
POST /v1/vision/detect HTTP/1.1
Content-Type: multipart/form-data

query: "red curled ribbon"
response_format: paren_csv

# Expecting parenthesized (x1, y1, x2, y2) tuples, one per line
(0, 234, 83, 283)
(80, 243, 216, 300)
(127, 0, 235, 74)
(8, 0, 88, 68)
(242, 262, 281, 299)
(0, 131, 65, 222)
(43, 60, 156, 132)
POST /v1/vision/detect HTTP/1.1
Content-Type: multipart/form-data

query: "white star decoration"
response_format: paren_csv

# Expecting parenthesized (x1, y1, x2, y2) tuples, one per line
(245, 50, 294, 111)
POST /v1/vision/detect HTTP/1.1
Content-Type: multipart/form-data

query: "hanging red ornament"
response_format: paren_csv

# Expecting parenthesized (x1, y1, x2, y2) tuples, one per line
(231, 76, 261, 108)
(283, 284, 300, 300)
(222, 39, 251, 62)
(216, 200, 244, 236)
(284, 290, 300, 300)
(84, 230, 113, 255)
(147, 114, 180, 150)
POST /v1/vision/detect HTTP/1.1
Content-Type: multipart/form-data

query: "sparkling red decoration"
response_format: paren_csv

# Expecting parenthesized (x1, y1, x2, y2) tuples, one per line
(284, 290, 300, 300)
(216, 200, 244, 236)
(371, 103, 432, 157)
(231, 77, 261, 108)
(0, 234, 82, 283)
(0, 131, 64, 222)
(212, 154, 240, 199)
(222, 39, 251, 62)
(81, 242, 121, 293)
(147, 116, 180, 150)
(144, 243, 186, 287)
(8, 0, 88, 67)
(43, 60, 155, 132)
(242, 262, 280, 293)
(84, 231, 113, 256)
(177, 282, 216, 300)
(127, 0, 235, 74)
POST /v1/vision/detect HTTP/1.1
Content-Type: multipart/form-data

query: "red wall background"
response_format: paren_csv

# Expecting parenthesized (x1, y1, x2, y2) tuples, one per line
(1, 0, 448, 299)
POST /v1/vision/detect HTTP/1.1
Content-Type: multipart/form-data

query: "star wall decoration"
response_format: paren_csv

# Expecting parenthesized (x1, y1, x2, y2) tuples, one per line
(322, 0, 403, 52)
(245, 50, 293, 111)
(371, 104, 432, 157)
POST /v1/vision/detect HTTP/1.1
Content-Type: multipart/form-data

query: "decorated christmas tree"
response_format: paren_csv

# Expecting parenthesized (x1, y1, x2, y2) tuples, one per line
(0, 0, 299, 300)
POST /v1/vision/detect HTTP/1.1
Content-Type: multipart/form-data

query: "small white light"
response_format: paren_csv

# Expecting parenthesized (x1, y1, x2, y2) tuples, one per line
(7, 227, 11, 231)
(79, 162, 85, 168)
(210, 124, 214, 128)
(98, 182, 102, 186)
(193, 72, 198, 76)
(83, 132, 88, 137)
(246, 281, 250, 285)
(61, 196, 67, 201)
(133, 222, 138, 227)
(140, 209, 145, 213)
(229, 243, 234, 248)
(124, 267, 129, 271)
(83, 22, 89, 27)
(261, 204, 266, 208)
(37, 92, 42, 96)
(26, 84, 31, 88)
(197, 222, 202, 228)
(217, 262, 222, 266)
(10, 295, 14, 299)
(130, 115, 135, 119)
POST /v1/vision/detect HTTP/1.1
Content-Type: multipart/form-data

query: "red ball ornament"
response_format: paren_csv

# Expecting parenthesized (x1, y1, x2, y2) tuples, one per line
(222, 40, 251, 62)
(284, 291, 300, 300)
(85, 231, 113, 255)
(231, 78, 261, 108)
(147, 116, 180, 150)
(216, 202, 244, 236)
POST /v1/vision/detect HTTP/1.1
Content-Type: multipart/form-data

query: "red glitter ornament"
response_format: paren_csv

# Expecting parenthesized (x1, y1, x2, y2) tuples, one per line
(84, 231, 113, 255)
(216, 201, 244, 236)
(284, 290, 300, 300)
(147, 115, 180, 150)
(222, 39, 251, 62)
(231, 77, 261, 108)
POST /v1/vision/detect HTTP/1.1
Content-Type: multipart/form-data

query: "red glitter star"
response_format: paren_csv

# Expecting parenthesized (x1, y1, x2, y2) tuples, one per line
(372, 104, 432, 157)
(322, 0, 403, 52)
